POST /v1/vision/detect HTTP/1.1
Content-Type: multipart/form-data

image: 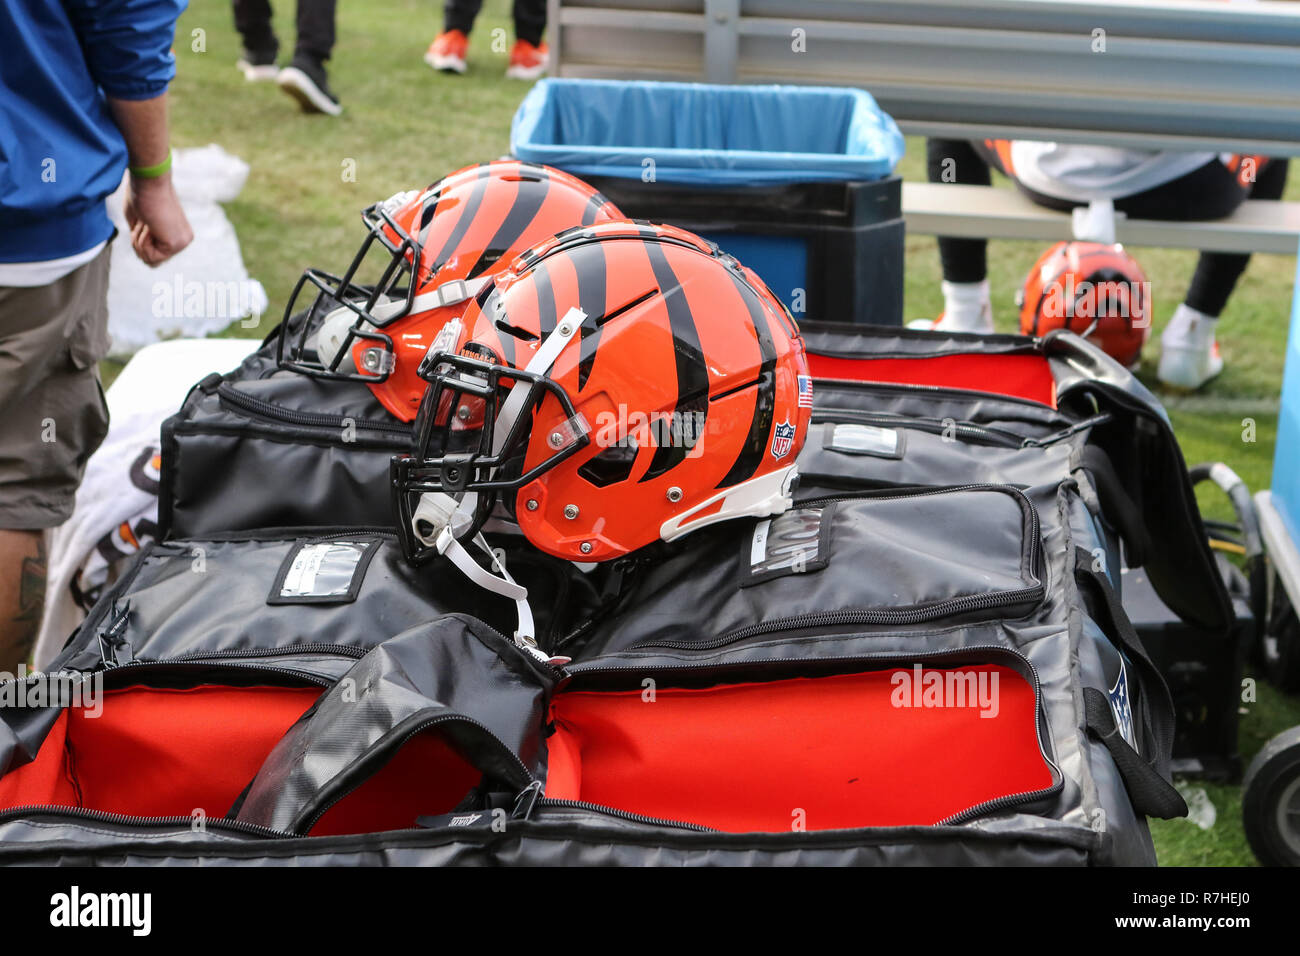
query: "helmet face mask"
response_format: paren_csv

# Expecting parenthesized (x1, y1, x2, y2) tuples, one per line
(277, 199, 421, 383)
(392, 345, 592, 564)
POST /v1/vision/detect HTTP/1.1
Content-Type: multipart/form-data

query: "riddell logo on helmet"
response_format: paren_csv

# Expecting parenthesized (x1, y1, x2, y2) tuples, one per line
(1040, 274, 1151, 327)
(593, 405, 708, 456)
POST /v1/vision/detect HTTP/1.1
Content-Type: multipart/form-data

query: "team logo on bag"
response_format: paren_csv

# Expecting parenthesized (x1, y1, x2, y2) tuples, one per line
(770, 418, 796, 460)
(1108, 659, 1136, 749)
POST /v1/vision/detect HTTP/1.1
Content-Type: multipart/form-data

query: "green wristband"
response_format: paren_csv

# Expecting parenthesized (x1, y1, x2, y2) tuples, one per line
(129, 150, 173, 179)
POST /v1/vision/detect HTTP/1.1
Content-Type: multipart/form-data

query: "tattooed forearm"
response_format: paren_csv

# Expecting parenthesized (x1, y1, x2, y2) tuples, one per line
(16, 533, 46, 621)
(1, 532, 46, 670)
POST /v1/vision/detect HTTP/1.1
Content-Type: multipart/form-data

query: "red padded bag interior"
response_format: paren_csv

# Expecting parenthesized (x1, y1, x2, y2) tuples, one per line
(307, 729, 483, 836)
(0, 685, 482, 834)
(546, 665, 1052, 832)
(807, 352, 1057, 407)
(0, 685, 320, 817)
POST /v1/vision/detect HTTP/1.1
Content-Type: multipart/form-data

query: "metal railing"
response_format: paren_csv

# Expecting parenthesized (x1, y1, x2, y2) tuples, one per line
(546, 0, 1300, 156)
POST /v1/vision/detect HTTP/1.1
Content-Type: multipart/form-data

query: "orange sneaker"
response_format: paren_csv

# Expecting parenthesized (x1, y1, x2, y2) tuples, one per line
(506, 39, 548, 79)
(425, 30, 469, 73)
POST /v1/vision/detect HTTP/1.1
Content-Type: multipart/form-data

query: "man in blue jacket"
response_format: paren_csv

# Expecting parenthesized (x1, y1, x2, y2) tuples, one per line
(0, 0, 193, 671)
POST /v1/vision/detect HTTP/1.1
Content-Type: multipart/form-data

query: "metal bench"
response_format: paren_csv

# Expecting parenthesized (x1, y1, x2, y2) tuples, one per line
(548, 0, 1300, 254)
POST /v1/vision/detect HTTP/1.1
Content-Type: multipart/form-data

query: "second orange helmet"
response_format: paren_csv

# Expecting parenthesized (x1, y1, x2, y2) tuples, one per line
(278, 160, 623, 420)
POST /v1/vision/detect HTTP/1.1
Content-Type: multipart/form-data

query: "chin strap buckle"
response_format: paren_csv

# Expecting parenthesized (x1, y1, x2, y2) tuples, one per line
(411, 495, 544, 664)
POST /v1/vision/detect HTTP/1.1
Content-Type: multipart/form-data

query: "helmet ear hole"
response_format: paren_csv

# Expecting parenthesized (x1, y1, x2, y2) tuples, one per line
(577, 442, 639, 488)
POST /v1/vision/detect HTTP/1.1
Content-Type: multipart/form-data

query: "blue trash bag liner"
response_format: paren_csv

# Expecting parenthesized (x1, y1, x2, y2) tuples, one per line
(511, 79, 904, 186)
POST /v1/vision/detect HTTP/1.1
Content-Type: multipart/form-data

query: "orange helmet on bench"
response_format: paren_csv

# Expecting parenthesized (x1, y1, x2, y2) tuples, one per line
(1018, 241, 1150, 368)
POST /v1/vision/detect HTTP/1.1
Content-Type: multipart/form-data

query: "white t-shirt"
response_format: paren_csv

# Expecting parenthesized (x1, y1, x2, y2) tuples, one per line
(0, 241, 108, 288)
(1008, 142, 1217, 202)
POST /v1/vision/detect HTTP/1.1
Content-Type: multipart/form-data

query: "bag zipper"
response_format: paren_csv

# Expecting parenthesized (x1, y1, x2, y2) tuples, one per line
(216, 383, 410, 440)
(557, 645, 1062, 830)
(811, 376, 1056, 411)
(813, 407, 1111, 452)
(629, 484, 1044, 652)
(134, 644, 370, 665)
(804, 331, 1041, 362)
(811, 343, 1040, 360)
(812, 409, 1026, 448)
(627, 592, 1045, 652)
(1021, 412, 1113, 448)
(95, 658, 336, 689)
(0, 805, 293, 839)
(531, 798, 716, 832)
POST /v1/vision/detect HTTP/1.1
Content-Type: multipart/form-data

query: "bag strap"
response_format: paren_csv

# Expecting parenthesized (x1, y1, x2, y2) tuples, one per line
(1082, 687, 1187, 819)
(1074, 548, 1187, 819)
(1079, 444, 1152, 568)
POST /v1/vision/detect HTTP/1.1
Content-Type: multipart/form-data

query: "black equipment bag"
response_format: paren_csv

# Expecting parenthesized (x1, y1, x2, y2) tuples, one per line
(0, 325, 1212, 866)
(0, 336, 1191, 862)
(158, 328, 411, 540)
(795, 321, 1234, 636)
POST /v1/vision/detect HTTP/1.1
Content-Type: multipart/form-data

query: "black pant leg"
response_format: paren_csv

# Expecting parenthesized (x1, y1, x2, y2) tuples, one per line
(1183, 158, 1290, 316)
(1248, 157, 1290, 202)
(445, 0, 486, 34)
(294, 0, 337, 62)
(1115, 160, 1246, 222)
(513, 0, 547, 45)
(927, 138, 993, 283)
(233, 0, 278, 55)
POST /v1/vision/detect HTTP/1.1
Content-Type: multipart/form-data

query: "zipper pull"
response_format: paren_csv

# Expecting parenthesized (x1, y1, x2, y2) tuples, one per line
(1023, 413, 1113, 448)
(197, 372, 224, 395)
(511, 780, 543, 821)
(97, 603, 133, 669)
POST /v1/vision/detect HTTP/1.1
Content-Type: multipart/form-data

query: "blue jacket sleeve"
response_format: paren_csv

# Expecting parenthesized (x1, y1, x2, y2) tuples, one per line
(62, 0, 189, 100)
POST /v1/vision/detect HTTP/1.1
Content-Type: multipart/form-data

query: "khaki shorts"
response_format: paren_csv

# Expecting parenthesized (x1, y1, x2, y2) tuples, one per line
(0, 245, 112, 530)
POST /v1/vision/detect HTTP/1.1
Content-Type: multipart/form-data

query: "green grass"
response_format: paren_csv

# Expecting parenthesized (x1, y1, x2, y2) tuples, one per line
(172, 0, 530, 323)
(158, 0, 1299, 865)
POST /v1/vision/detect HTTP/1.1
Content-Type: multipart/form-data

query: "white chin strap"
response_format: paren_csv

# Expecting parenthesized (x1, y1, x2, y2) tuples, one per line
(371, 276, 493, 324)
(410, 308, 586, 664)
(314, 276, 493, 373)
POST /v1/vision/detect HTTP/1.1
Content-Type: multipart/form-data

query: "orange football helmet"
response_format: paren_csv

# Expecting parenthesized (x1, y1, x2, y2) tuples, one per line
(1018, 241, 1150, 367)
(277, 160, 622, 420)
(391, 220, 813, 567)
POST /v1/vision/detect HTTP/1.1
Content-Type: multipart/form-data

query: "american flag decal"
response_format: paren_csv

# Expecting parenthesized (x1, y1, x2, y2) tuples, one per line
(797, 375, 814, 408)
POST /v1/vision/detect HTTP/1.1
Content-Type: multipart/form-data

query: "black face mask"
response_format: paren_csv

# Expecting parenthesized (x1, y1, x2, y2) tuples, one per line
(278, 199, 419, 382)
(390, 344, 590, 565)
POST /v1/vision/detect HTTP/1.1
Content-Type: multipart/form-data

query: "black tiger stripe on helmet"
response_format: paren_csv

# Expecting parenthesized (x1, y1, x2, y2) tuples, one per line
(465, 164, 551, 280)
(716, 270, 778, 487)
(637, 229, 710, 484)
(426, 164, 493, 272)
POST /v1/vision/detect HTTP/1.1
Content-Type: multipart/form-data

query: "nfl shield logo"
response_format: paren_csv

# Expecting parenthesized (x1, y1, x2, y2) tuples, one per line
(770, 418, 796, 460)
(1107, 659, 1136, 749)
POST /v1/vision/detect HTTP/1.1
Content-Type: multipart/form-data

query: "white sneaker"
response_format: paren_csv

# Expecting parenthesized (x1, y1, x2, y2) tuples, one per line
(1157, 304, 1224, 390)
(276, 63, 343, 117)
(236, 51, 279, 82)
(907, 280, 994, 334)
